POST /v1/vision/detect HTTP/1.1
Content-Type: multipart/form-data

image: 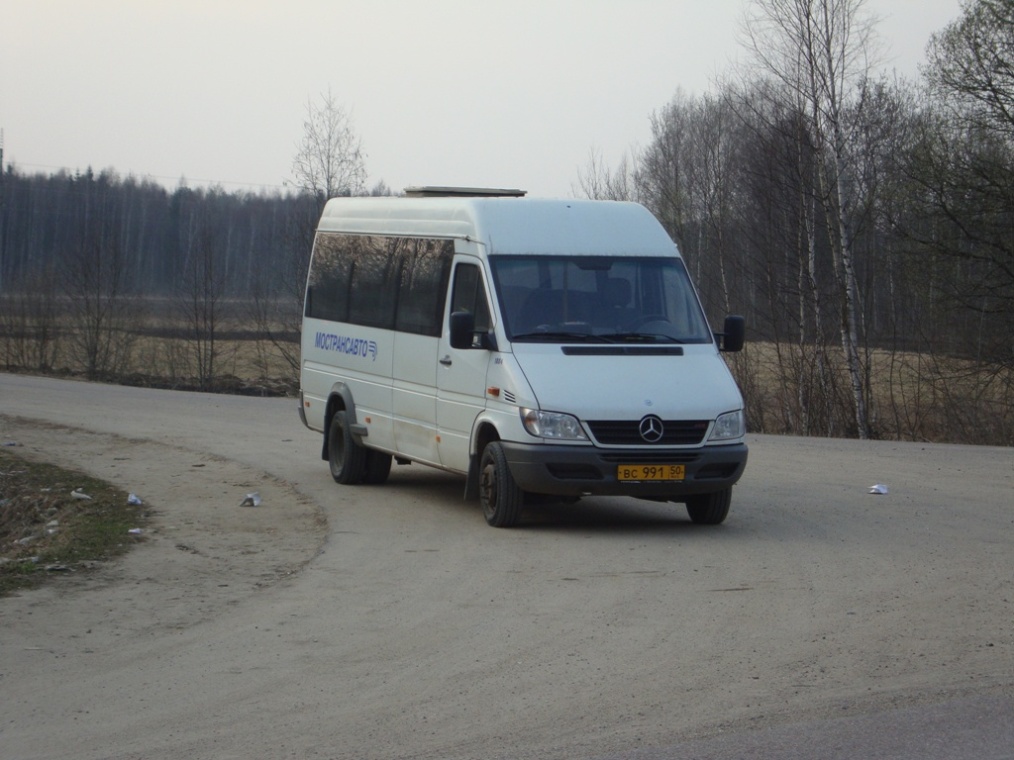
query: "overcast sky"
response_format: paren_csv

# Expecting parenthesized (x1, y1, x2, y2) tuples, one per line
(3, 0, 962, 198)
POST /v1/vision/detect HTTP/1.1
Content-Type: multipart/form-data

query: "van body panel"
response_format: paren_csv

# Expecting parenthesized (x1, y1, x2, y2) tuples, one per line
(392, 332, 440, 463)
(301, 317, 395, 447)
(317, 197, 674, 258)
(435, 338, 490, 472)
(510, 343, 741, 426)
(468, 200, 674, 256)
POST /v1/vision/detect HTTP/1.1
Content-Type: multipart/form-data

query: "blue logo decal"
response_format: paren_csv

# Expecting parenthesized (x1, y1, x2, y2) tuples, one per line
(314, 332, 378, 361)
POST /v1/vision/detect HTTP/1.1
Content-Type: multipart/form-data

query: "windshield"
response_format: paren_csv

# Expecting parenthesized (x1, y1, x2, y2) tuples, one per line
(490, 255, 713, 343)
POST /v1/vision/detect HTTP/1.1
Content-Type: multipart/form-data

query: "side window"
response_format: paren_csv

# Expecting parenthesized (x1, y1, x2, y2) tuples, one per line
(450, 263, 491, 344)
(347, 236, 399, 329)
(396, 239, 453, 336)
(306, 233, 452, 333)
(305, 233, 351, 322)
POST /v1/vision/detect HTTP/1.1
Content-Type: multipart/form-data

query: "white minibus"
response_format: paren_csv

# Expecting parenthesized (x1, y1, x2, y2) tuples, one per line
(299, 187, 747, 527)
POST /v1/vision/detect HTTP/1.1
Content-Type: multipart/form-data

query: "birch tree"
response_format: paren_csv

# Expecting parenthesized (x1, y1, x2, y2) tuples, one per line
(741, 0, 879, 438)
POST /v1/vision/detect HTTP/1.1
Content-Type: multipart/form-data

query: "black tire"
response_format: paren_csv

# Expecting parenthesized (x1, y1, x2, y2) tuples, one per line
(328, 410, 368, 485)
(479, 441, 524, 528)
(685, 488, 732, 525)
(363, 450, 393, 484)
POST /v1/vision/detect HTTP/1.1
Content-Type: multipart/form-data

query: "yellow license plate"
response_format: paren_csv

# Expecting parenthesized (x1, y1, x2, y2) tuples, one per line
(617, 464, 685, 482)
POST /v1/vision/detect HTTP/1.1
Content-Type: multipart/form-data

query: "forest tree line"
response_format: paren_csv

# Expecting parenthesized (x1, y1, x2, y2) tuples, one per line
(0, 170, 317, 297)
(578, 0, 1013, 444)
(0, 0, 1011, 444)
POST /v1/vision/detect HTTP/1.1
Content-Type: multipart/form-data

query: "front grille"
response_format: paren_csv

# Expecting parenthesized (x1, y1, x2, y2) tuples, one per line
(587, 420, 709, 446)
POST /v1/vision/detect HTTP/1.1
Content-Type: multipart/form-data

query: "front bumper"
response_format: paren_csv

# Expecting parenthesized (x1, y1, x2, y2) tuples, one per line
(499, 441, 748, 499)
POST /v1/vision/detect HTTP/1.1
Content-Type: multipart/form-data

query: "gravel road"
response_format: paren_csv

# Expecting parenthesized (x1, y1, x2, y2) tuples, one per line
(1, 373, 1011, 759)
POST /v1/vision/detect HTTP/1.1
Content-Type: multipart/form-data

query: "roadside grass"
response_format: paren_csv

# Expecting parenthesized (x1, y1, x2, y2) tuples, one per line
(0, 448, 147, 597)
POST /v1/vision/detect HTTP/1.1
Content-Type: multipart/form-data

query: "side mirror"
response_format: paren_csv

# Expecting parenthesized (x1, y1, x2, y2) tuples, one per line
(719, 315, 745, 352)
(449, 311, 476, 349)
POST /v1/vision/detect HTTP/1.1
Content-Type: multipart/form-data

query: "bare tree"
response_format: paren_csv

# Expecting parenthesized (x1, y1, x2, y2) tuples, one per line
(741, 0, 880, 438)
(924, 0, 1014, 135)
(0, 266, 61, 372)
(177, 213, 226, 391)
(575, 147, 637, 201)
(914, 0, 1014, 368)
(636, 92, 696, 252)
(249, 90, 370, 390)
(683, 93, 744, 316)
(290, 88, 367, 202)
(62, 170, 140, 380)
(248, 194, 318, 388)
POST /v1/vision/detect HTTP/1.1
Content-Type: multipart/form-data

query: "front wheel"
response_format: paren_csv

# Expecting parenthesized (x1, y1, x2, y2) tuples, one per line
(479, 442, 524, 528)
(685, 488, 732, 525)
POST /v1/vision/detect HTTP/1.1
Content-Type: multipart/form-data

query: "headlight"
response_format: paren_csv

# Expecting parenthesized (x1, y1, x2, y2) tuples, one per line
(709, 410, 745, 441)
(520, 408, 588, 440)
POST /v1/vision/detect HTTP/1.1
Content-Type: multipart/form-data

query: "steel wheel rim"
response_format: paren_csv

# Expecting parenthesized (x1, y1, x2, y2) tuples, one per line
(480, 461, 497, 517)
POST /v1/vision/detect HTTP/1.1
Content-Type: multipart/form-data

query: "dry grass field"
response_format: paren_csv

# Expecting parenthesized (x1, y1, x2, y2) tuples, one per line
(3, 302, 1011, 445)
(730, 341, 1013, 445)
(0, 297, 299, 396)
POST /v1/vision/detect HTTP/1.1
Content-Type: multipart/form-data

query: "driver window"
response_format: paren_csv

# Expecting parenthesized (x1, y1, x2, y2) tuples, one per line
(450, 263, 491, 345)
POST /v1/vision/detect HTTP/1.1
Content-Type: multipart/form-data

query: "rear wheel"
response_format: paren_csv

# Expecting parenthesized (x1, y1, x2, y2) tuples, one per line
(685, 488, 732, 525)
(479, 441, 524, 528)
(363, 450, 392, 484)
(328, 410, 368, 484)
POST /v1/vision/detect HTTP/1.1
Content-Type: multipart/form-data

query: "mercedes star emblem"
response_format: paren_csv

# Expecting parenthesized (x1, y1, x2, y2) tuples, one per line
(638, 414, 664, 443)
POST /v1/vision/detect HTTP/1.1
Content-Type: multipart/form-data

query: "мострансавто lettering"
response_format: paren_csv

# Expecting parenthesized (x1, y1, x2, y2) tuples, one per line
(314, 332, 378, 360)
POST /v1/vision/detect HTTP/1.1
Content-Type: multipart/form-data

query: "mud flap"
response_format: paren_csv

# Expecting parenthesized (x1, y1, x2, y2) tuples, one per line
(463, 452, 480, 500)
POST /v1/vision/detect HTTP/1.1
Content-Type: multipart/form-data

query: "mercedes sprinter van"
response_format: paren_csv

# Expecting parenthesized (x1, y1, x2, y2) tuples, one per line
(299, 187, 747, 527)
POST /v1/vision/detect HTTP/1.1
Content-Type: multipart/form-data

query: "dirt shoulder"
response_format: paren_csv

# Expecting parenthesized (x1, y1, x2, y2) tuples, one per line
(0, 415, 327, 635)
(3, 376, 1013, 760)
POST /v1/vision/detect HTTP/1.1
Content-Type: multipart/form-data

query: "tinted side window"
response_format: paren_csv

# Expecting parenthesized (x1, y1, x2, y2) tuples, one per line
(396, 239, 453, 336)
(306, 233, 452, 335)
(305, 233, 352, 322)
(347, 236, 399, 329)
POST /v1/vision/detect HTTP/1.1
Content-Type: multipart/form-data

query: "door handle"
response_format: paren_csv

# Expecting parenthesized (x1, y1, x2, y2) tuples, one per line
(439, 355, 453, 366)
